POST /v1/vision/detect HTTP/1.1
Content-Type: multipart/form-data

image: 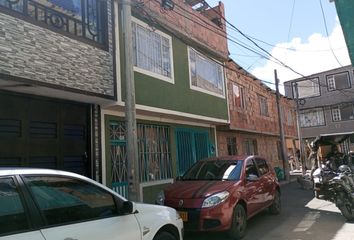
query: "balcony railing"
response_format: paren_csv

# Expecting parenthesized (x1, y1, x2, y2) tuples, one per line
(0, 0, 107, 46)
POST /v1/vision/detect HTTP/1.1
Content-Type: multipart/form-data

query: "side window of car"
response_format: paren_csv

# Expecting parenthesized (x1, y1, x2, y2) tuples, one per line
(0, 177, 29, 236)
(245, 159, 259, 177)
(255, 158, 269, 176)
(23, 176, 119, 227)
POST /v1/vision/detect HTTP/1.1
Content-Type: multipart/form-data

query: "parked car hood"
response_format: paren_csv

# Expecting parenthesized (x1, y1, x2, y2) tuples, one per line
(165, 180, 238, 199)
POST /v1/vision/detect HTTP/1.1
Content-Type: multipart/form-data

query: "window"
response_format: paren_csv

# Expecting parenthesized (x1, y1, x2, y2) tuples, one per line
(0, 0, 107, 45)
(137, 124, 172, 182)
(258, 95, 268, 116)
(132, 19, 173, 82)
(287, 110, 294, 126)
(300, 108, 325, 127)
(244, 139, 258, 155)
(232, 83, 245, 109)
(327, 72, 351, 91)
(255, 158, 269, 176)
(227, 137, 237, 155)
(293, 78, 320, 98)
(0, 178, 29, 235)
(24, 176, 118, 226)
(245, 159, 259, 177)
(189, 48, 225, 97)
(332, 104, 354, 122)
(182, 160, 242, 181)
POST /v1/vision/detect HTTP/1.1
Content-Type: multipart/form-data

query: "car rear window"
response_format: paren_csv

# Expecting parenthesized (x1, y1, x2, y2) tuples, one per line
(182, 160, 243, 181)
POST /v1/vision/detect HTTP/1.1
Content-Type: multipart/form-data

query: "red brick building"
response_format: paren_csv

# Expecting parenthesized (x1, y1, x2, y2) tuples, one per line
(217, 60, 298, 169)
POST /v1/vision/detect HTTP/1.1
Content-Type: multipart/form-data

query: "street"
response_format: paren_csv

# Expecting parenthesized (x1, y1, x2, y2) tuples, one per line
(185, 181, 354, 240)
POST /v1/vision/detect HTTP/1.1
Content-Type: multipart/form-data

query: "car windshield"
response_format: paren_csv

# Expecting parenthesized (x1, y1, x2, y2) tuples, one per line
(182, 160, 243, 181)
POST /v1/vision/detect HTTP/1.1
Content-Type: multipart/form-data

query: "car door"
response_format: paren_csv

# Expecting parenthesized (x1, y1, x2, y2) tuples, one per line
(254, 158, 274, 207)
(243, 158, 263, 217)
(21, 175, 141, 240)
(0, 177, 45, 240)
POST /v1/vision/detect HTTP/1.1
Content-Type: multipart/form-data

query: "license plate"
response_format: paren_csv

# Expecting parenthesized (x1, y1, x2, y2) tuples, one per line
(178, 211, 188, 222)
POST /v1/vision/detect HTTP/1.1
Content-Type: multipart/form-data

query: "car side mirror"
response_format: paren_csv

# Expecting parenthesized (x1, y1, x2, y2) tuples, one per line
(122, 201, 134, 214)
(246, 174, 259, 182)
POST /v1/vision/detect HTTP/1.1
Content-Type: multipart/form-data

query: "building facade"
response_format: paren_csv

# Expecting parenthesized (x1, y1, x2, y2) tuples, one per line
(0, 0, 116, 180)
(218, 60, 298, 171)
(102, 0, 229, 202)
(284, 65, 354, 140)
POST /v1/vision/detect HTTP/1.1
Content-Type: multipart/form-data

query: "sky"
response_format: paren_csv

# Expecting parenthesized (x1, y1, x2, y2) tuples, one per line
(206, 0, 351, 92)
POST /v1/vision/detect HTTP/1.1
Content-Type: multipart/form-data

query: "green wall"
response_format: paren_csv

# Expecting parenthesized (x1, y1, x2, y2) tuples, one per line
(335, 0, 354, 65)
(119, 16, 228, 120)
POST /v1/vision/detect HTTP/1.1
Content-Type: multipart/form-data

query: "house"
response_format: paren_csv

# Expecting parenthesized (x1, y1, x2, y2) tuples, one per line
(284, 65, 354, 159)
(101, 0, 229, 202)
(0, 0, 116, 181)
(218, 60, 298, 172)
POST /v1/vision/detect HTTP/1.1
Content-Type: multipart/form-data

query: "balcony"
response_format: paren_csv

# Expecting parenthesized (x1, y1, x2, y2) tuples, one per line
(0, 0, 108, 48)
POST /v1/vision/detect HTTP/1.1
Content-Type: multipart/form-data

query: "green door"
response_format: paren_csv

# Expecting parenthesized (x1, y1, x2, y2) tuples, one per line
(175, 128, 210, 175)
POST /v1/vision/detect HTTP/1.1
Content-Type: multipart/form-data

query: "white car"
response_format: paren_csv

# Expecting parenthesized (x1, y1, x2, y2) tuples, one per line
(0, 168, 183, 240)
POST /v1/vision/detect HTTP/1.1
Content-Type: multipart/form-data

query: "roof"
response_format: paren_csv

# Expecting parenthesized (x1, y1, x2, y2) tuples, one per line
(0, 168, 87, 180)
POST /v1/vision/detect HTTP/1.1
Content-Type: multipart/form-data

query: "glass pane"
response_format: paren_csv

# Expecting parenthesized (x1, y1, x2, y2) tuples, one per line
(300, 108, 325, 127)
(0, 178, 29, 235)
(340, 104, 354, 121)
(335, 72, 350, 90)
(24, 176, 118, 226)
(189, 48, 224, 95)
(296, 79, 320, 98)
(182, 160, 243, 181)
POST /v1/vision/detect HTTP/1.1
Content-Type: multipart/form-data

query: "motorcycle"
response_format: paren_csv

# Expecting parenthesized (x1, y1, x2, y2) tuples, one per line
(309, 134, 354, 221)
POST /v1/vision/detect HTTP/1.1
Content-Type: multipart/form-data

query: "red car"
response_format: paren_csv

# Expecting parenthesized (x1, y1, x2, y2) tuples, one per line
(156, 155, 281, 239)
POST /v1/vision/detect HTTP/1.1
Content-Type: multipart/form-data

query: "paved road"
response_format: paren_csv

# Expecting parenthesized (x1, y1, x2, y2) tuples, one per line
(184, 181, 354, 240)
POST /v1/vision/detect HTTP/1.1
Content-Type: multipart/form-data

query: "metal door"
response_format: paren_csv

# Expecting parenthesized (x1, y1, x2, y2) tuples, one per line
(175, 128, 210, 175)
(0, 92, 90, 176)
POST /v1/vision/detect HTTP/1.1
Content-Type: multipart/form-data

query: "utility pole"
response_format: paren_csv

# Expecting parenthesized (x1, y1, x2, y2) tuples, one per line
(275, 70, 290, 181)
(294, 82, 306, 176)
(122, 0, 140, 201)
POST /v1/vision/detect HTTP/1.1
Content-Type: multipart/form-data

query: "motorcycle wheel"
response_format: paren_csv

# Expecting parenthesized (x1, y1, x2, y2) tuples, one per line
(338, 202, 354, 221)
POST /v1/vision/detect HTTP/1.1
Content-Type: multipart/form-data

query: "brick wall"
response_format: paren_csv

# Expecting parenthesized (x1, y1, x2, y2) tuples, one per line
(134, 0, 228, 59)
(226, 61, 297, 137)
(217, 132, 284, 168)
(0, 2, 114, 97)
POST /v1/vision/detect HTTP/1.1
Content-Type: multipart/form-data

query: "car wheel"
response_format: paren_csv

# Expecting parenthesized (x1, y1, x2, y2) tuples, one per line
(153, 231, 176, 240)
(269, 190, 281, 215)
(228, 204, 247, 240)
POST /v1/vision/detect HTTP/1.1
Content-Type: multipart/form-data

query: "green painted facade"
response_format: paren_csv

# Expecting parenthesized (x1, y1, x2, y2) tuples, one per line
(335, 0, 354, 65)
(104, 114, 216, 202)
(119, 15, 228, 121)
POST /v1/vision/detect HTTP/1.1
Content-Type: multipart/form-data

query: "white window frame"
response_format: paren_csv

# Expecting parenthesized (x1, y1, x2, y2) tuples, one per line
(332, 107, 341, 121)
(132, 17, 175, 84)
(188, 47, 225, 98)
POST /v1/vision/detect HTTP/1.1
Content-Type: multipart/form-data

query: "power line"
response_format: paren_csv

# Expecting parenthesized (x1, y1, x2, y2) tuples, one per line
(287, 0, 296, 42)
(318, 0, 343, 67)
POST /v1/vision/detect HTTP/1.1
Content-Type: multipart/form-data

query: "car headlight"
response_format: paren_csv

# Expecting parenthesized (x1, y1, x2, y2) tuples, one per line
(202, 191, 230, 208)
(156, 190, 165, 205)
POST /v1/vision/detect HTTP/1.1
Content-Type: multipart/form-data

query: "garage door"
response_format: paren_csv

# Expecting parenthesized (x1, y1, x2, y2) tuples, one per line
(0, 92, 90, 176)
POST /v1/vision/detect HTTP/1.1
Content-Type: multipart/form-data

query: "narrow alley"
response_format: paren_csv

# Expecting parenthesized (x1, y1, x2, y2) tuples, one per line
(185, 181, 354, 240)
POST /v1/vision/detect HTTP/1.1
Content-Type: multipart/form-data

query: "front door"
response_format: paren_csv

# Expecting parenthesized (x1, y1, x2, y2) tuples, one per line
(0, 92, 90, 176)
(175, 128, 210, 175)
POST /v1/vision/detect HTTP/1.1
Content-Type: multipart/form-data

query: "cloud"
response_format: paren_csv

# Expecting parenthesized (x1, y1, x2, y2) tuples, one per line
(251, 19, 351, 93)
